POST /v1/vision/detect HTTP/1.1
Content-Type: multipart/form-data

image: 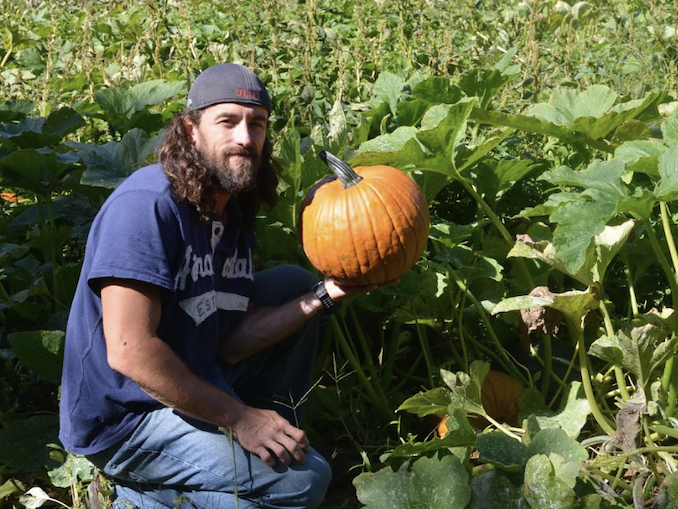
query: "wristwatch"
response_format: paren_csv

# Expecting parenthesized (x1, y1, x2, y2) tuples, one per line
(312, 281, 341, 315)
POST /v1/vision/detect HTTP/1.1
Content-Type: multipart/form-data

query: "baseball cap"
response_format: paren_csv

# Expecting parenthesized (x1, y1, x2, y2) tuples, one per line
(186, 63, 272, 113)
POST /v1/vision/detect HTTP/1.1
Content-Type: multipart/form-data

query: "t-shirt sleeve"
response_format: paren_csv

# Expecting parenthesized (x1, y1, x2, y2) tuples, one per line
(86, 188, 180, 295)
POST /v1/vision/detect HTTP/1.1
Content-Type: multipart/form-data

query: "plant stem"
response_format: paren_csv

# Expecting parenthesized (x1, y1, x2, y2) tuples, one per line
(347, 305, 390, 402)
(571, 318, 616, 436)
(448, 268, 528, 386)
(451, 167, 535, 290)
(599, 300, 630, 403)
(660, 202, 678, 274)
(413, 319, 435, 388)
(540, 334, 553, 399)
(329, 316, 393, 422)
(620, 247, 639, 318)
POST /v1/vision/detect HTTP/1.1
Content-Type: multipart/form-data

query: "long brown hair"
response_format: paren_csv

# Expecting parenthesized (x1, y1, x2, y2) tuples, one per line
(157, 109, 279, 228)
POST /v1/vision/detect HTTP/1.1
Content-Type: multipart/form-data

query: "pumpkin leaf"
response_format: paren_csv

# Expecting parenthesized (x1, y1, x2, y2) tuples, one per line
(73, 128, 161, 189)
(519, 382, 591, 439)
(652, 471, 678, 509)
(654, 143, 678, 202)
(508, 219, 635, 286)
(476, 431, 528, 473)
(7, 330, 64, 385)
(491, 287, 599, 330)
(588, 324, 678, 392)
(468, 470, 529, 509)
(441, 360, 489, 418)
(354, 453, 471, 509)
(524, 454, 578, 509)
(0, 415, 59, 471)
(391, 409, 476, 458)
(397, 387, 451, 418)
(526, 428, 589, 463)
(363, 72, 405, 117)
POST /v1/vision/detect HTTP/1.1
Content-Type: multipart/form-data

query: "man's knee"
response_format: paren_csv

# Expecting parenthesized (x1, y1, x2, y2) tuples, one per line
(269, 449, 332, 508)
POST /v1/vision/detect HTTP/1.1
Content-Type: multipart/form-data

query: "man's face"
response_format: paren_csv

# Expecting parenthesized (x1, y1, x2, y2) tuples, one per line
(187, 102, 269, 194)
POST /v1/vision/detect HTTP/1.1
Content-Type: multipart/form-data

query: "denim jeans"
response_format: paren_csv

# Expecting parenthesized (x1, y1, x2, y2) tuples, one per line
(88, 265, 331, 509)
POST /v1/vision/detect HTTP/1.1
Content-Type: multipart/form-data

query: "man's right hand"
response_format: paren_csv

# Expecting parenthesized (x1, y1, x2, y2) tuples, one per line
(229, 406, 310, 467)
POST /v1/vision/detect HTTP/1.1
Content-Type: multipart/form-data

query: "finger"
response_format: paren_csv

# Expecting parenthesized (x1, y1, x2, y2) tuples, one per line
(269, 441, 293, 466)
(258, 447, 275, 468)
(280, 434, 307, 464)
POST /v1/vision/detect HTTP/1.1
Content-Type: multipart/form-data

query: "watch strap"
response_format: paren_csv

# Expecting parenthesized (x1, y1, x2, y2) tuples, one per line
(312, 281, 341, 315)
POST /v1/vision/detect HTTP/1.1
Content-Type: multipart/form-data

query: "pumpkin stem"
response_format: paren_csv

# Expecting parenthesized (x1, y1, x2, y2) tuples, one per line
(320, 150, 363, 189)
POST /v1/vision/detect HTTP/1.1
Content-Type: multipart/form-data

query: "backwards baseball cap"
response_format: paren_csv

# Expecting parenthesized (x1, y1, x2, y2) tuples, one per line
(186, 63, 272, 113)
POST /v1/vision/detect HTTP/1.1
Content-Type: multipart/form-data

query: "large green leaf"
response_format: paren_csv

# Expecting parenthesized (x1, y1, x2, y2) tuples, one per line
(354, 453, 471, 509)
(654, 143, 678, 202)
(94, 79, 187, 117)
(0, 415, 59, 471)
(492, 287, 599, 329)
(364, 71, 405, 116)
(526, 428, 588, 463)
(397, 387, 452, 418)
(508, 220, 635, 285)
(588, 323, 678, 392)
(391, 409, 476, 458)
(518, 382, 591, 439)
(524, 454, 578, 509)
(75, 128, 161, 188)
(526, 86, 618, 126)
(7, 330, 64, 385)
(441, 360, 489, 418)
(468, 470, 529, 509)
(476, 431, 528, 473)
(652, 471, 678, 509)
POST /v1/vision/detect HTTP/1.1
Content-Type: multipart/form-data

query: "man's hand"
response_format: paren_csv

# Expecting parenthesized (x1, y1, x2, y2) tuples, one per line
(323, 277, 399, 302)
(229, 406, 310, 467)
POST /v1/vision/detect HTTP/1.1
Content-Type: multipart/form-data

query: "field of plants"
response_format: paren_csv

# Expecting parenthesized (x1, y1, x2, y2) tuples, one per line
(3, 0, 678, 507)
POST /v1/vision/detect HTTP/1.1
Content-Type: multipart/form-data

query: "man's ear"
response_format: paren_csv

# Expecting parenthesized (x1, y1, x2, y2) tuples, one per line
(182, 116, 197, 144)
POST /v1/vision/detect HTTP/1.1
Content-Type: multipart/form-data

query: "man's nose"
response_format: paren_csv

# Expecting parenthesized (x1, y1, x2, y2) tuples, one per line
(233, 121, 252, 146)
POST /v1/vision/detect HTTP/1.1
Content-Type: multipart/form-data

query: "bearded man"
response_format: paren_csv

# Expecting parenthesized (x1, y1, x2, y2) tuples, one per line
(59, 63, 384, 509)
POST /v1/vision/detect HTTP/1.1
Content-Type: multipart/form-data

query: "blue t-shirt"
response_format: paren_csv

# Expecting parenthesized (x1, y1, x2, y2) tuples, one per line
(59, 164, 255, 455)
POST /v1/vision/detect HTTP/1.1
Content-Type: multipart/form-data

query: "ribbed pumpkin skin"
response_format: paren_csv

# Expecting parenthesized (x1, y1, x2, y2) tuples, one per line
(300, 165, 430, 286)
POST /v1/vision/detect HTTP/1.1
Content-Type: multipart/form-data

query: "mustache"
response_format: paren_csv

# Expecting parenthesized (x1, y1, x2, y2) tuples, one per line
(222, 146, 257, 157)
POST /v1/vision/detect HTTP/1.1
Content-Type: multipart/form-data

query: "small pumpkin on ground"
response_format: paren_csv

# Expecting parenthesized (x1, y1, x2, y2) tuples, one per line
(437, 370, 525, 436)
(299, 151, 430, 286)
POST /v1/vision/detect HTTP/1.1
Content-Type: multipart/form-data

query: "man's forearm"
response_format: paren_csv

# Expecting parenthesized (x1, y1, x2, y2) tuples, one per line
(219, 289, 324, 364)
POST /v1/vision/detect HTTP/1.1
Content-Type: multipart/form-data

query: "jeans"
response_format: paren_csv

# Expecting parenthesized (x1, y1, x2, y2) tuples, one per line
(89, 265, 331, 509)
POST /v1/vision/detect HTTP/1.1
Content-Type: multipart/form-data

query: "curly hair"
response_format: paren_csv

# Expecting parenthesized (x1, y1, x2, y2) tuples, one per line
(157, 109, 279, 229)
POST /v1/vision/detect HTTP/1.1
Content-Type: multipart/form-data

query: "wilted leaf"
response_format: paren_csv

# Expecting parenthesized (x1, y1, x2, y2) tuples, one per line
(615, 389, 646, 453)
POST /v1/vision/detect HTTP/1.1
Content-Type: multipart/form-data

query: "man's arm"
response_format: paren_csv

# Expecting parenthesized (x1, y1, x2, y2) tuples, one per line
(219, 278, 395, 364)
(100, 278, 308, 467)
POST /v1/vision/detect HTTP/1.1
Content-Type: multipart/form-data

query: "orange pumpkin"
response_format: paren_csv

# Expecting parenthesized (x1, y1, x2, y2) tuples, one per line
(437, 370, 524, 436)
(300, 151, 430, 286)
(480, 370, 524, 425)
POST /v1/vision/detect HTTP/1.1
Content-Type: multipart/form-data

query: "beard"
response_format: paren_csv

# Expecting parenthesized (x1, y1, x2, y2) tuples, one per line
(200, 146, 260, 194)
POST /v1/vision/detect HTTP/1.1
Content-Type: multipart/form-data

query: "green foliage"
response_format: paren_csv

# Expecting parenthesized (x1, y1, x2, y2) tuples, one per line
(3, 0, 678, 508)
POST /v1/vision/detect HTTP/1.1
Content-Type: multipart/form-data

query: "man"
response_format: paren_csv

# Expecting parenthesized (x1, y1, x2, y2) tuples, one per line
(59, 63, 386, 509)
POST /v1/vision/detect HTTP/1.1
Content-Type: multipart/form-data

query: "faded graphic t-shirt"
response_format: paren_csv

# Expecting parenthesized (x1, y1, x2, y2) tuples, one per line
(59, 164, 255, 455)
